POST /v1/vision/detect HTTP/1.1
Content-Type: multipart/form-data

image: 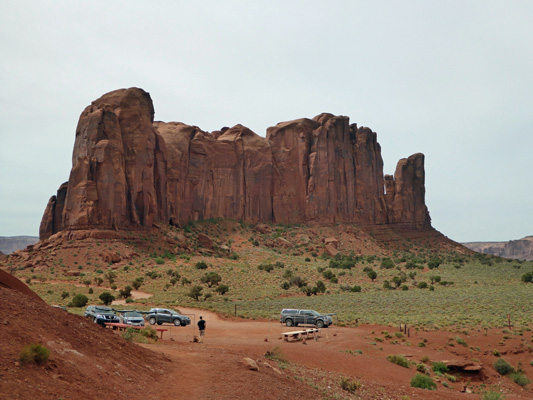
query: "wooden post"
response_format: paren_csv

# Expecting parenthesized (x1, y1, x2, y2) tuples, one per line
(507, 314, 511, 329)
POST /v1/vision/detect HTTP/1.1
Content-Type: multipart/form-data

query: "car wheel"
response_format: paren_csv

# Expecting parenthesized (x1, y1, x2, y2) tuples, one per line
(157, 321, 163, 325)
(285, 319, 294, 327)
(173, 319, 181, 326)
(149, 317, 156, 325)
(316, 320, 325, 328)
(93, 317, 98, 323)
(181, 322, 187, 327)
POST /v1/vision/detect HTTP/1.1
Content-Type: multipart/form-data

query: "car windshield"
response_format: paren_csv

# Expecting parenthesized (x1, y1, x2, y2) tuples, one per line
(95, 307, 113, 312)
(124, 312, 142, 318)
(309, 310, 321, 316)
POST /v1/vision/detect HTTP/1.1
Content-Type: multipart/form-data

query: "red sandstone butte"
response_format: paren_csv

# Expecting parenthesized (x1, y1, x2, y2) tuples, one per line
(40, 88, 431, 240)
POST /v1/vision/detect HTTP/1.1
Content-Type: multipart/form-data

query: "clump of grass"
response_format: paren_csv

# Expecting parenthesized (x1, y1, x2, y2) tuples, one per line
(455, 336, 467, 346)
(432, 361, 449, 374)
(510, 372, 530, 387)
(19, 344, 50, 365)
(265, 346, 288, 364)
(410, 373, 436, 390)
(340, 377, 360, 393)
(416, 363, 428, 373)
(481, 390, 505, 400)
(387, 354, 410, 368)
(494, 358, 514, 375)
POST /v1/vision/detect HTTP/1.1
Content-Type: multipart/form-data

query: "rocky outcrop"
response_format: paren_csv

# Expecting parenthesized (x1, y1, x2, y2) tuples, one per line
(463, 236, 533, 261)
(384, 153, 430, 228)
(40, 88, 432, 239)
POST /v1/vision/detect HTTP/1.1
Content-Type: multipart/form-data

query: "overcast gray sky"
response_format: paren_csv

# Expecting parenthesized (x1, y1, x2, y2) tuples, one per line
(1, 1, 532, 242)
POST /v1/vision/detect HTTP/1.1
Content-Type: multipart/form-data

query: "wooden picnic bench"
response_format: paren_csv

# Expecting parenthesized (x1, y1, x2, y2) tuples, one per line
(282, 328, 320, 342)
(104, 323, 168, 339)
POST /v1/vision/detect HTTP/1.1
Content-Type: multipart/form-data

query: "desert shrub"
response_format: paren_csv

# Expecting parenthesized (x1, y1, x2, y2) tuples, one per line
(340, 284, 352, 292)
(455, 336, 467, 346)
(71, 293, 88, 307)
(410, 373, 436, 390)
(19, 344, 50, 365)
(383, 280, 393, 290)
(510, 372, 530, 387)
(215, 284, 229, 295)
(141, 326, 158, 340)
(405, 261, 421, 269)
(351, 285, 362, 293)
(315, 280, 327, 293)
(154, 257, 164, 265)
(392, 276, 405, 288)
(481, 390, 505, 400)
(387, 354, 410, 368)
(258, 263, 274, 272)
(432, 362, 449, 374)
(61, 291, 69, 299)
(283, 269, 293, 279)
(428, 258, 442, 269)
(322, 270, 336, 280)
(125, 298, 134, 304)
(380, 258, 395, 269)
(265, 346, 288, 363)
(119, 286, 132, 299)
(200, 271, 222, 287)
(280, 282, 290, 290)
(417, 281, 428, 289)
(494, 358, 514, 375)
(99, 292, 115, 305)
(340, 377, 360, 393)
(289, 275, 307, 288)
(367, 270, 377, 281)
(521, 271, 533, 283)
(187, 285, 203, 301)
(416, 363, 428, 373)
(132, 277, 144, 289)
(195, 261, 208, 270)
(145, 271, 160, 279)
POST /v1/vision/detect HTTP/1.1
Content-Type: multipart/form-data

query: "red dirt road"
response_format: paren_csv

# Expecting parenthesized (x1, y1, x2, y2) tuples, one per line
(143, 307, 532, 399)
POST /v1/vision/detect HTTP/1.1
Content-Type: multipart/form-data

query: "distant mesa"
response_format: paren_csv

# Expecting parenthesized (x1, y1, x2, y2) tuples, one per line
(0, 236, 39, 255)
(40, 87, 432, 240)
(462, 236, 533, 261)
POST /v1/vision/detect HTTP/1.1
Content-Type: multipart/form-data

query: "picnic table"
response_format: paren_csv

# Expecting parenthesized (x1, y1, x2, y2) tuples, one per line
(282, 328, 320, 342)
(104, 322, 168, 339)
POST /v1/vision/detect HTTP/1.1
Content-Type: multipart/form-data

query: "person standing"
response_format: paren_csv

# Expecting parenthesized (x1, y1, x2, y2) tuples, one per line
(197, 316, 206, 343)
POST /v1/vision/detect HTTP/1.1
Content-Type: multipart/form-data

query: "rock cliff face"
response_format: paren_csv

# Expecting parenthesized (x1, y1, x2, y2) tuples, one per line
(463, 237, 533, 261)
(40, 88, 432, 240)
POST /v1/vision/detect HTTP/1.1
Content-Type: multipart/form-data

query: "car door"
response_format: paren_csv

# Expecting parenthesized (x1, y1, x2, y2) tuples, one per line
(162, 310, 171, 323)
(301, 310, 316, 325)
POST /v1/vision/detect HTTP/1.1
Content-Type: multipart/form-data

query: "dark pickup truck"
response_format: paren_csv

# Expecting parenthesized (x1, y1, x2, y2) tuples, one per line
(280, 309, 332, 328)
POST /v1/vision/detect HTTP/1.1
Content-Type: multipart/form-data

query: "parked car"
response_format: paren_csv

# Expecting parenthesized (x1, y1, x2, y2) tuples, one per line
(119, 311, 145, 327)
(146, 308, 190, 326)
(279, 309, 332, 328)
(84, 305, 120, 326)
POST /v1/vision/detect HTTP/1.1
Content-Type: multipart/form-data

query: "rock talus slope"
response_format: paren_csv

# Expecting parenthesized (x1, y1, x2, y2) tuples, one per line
(41, 88, 431, 239)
